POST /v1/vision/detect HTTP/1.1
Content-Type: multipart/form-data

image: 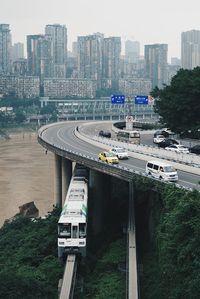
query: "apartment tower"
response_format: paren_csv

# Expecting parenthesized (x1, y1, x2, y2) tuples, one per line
(145, 44, 168, 89)
(77, 33, 103, 88)
(45, 24, 67, 78)
(102, 37, 121, 89)
(181, 29, 200, 69)
(0, 24, 11, 75)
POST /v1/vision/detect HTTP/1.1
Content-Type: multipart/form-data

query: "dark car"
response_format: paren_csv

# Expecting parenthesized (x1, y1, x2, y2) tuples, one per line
(190, 145, 200, 155)
(154, 130, 170, 138)
(98, 130, 111, 138)
(154, 129, 175, 138)
(158, 138, 179, 148)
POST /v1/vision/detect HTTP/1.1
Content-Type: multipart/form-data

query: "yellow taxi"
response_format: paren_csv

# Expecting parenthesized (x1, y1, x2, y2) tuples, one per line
(98, 151, 119, 164)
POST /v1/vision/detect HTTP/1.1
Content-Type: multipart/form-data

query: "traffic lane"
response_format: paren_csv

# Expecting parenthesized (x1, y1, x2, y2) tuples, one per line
(42, 123, 120, 158)
(41, 123, 200, 191)
(119, 158, 200, 191)
(177, 171, 200, 190)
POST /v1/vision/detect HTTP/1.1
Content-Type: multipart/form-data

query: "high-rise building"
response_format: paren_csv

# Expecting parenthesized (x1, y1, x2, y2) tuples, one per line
(27, 35, 53, 80)
(72, 41, 77, 57)
(12, 42, 24, 62)
(45, 24, 67, 78)
(39, 35, 54, 80)
(102, 37, 121, 89)
(77, 33, 103, 88)
(181, 30, 200, 69)
(0, 24, 11, 75)
(27, 35, 43, 76)
(145, 44, 168, 89)
(13, 59, 27, 76)
(125, 40, 140, 64)
(171, 57, 181, 66)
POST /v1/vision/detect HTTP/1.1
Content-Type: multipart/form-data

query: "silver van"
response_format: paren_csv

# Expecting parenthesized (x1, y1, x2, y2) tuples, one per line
(146, 160, 178, 182)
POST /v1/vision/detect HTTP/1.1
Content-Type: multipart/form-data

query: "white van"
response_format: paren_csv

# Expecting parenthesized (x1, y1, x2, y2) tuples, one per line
(146, 160, 178, 182)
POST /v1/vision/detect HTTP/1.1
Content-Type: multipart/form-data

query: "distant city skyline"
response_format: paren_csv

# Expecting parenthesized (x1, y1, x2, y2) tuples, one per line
(1, 0, 200, 61)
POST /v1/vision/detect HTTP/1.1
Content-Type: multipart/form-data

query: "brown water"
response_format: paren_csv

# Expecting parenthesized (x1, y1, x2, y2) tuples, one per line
(0, 133, 54, 226)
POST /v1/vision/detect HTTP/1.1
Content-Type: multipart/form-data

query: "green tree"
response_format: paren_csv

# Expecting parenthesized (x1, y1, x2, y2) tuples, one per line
(0, 208, 63, 299)
(151, 67, 200, 134)
(14, 110, 26, 123)
(142, 186, 200, 299)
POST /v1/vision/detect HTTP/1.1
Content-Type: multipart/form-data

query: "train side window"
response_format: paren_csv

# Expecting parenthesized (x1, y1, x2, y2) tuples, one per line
(79, 223, 86, 238)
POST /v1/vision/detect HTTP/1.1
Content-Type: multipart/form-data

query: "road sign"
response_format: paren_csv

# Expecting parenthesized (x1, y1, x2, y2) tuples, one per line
(134, 95, 148, 105)
(111, 95, 125, 104)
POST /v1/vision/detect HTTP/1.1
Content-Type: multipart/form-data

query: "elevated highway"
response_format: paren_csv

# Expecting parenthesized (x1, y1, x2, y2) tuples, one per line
(38, 121, 200, 193)
(38, 120, 200, 299)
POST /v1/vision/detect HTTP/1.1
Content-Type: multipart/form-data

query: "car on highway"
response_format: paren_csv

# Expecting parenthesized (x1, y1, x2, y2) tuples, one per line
(109, 147, 129, 159)
(189, 144, 200, 155)
(98, 130, 111, 138)
(165, 144, 190, 154)
(161, 128, 175, 137)
(158, 138, 179, 148)
(98, 151, 119, 164)
(153, 134, 165, 144)
(146, 160, 178, 182)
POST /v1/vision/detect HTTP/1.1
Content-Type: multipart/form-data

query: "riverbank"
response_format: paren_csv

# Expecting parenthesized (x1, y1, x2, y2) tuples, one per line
(0, 132, 54, 226)
(0, 125, 38, 140)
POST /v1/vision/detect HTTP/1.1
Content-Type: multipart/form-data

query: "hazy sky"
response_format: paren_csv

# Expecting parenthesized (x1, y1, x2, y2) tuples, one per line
(1, 0, 200, 60)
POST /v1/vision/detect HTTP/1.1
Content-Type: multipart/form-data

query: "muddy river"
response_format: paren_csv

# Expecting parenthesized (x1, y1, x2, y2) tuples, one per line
(0, 132, 54, 226)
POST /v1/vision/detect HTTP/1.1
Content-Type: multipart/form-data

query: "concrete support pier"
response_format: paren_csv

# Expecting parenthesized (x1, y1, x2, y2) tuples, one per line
(62, 158, 72, 205)
(89, 169, 110, 235)
(54, 154, 62, 207)
(128, 181, 138, 299)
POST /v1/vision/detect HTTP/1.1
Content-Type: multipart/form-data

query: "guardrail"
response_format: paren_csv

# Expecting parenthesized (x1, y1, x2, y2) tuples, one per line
(37, 122, 194, 191)
(94, 136, 200, 168)
(75, 122, 200, 175)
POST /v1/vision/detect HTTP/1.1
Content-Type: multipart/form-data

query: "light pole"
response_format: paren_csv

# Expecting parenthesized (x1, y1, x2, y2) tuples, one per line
(125, 96, 134, 130)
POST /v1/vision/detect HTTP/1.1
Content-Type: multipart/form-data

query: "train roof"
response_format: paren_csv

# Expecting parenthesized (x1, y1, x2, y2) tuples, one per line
(58, 175, 88, 224)
(58, 200, 87, 224)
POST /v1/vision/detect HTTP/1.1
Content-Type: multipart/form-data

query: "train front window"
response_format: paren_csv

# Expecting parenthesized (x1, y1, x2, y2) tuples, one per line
(59, 223, 71, 237)
(79, 223, 86, 238)
(72, 225, 78, 238)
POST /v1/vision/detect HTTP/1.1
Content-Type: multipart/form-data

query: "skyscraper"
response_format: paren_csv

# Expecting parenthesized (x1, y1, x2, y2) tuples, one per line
(181, 30, 200, 69)
(12, 43, 24, 62)
(125, 40, 140, 64)
(45, 24, 67, 78)
(27, 35, 43, 76)
(102, 37, 121, 89)
(77, 33, 103, 88)
(0, 24, 11, 75)
(27, 35, 53, 80)
(145, 44, 168, 89)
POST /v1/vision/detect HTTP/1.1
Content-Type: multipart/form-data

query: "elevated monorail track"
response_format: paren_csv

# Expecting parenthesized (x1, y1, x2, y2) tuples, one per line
(59, 254, 77, 299)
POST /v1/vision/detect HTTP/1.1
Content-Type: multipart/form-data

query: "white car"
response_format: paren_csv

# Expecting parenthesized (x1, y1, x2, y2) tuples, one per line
(109, 147, 129, 159)
(153, 135, 165, 144)
(165, 144, 189, 154)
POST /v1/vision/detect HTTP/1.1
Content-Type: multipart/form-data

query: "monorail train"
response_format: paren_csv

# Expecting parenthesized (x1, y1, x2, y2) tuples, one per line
(58, 166, 88, 259)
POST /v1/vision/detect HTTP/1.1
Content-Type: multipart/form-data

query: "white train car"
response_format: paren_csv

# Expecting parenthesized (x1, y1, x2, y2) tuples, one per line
(58, 174, 88, 259)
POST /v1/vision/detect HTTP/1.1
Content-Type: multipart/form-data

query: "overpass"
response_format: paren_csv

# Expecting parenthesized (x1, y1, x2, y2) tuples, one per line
(38, 120, 200, 298)
(40, 97, 158, 122)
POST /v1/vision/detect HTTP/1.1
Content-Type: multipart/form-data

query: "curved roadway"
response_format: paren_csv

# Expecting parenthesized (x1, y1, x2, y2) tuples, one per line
(40, 121, 200, 191)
